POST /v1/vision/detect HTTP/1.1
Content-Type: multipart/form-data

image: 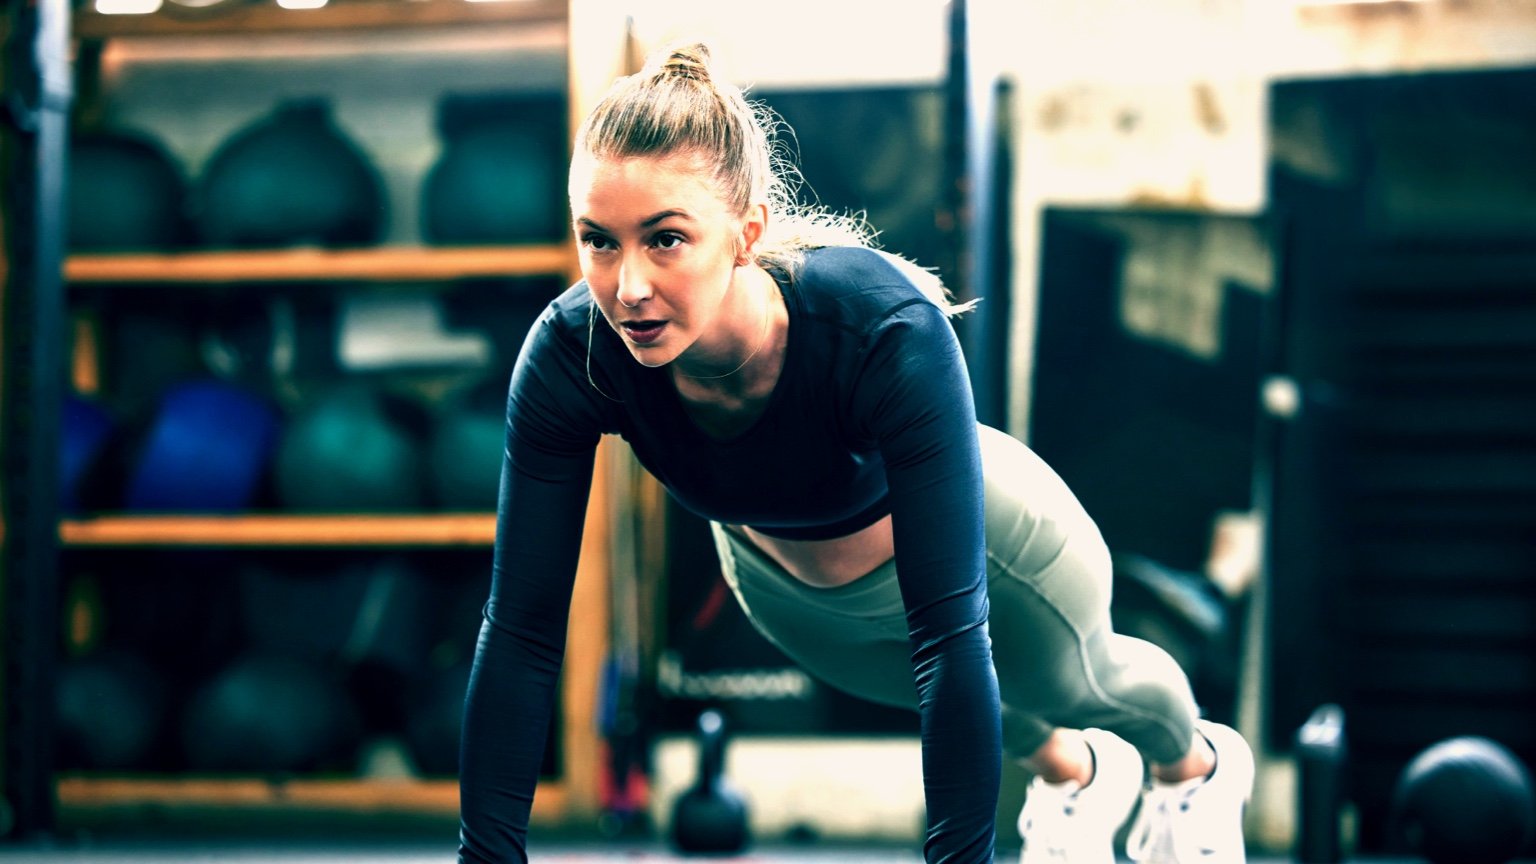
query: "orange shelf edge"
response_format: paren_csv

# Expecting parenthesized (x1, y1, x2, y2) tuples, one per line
(59, 513, 498, 548)
(65, 244, 576, 285)
(57, 775, 570, 822)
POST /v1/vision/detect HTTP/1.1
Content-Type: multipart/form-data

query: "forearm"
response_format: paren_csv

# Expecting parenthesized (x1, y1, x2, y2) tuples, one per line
(912, 616, 1002, 863)
(457, 618, 564, 863)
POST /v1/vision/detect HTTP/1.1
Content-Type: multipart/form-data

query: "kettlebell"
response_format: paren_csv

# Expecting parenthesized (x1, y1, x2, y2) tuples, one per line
(669, 709, 750, 855)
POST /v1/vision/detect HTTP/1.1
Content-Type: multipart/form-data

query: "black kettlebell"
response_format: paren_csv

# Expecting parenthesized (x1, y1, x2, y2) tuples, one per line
(670, 709, 750, 855)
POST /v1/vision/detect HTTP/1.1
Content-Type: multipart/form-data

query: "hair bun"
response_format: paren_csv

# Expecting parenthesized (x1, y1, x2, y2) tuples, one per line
(652, 43, 711, 82)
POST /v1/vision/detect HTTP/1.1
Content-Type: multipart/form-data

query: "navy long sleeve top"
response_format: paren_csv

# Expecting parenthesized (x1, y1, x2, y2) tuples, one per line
(459, 246, 1001, 863)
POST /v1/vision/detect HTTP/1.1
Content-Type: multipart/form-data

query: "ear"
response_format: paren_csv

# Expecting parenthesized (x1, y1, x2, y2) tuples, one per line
(735, 202, 768, 266)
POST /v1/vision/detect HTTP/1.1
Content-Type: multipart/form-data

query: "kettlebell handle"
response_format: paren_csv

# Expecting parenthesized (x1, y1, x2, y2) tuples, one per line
(696, 709, 727, 791)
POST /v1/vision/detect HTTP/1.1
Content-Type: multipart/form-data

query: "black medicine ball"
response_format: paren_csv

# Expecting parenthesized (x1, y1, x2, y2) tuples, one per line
(1390, 735, 1536, 864)
(194, 99, 386, 248)
(69, 130, 190, 251)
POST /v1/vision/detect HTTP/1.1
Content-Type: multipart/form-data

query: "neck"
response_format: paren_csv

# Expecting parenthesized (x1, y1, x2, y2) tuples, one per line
(674, 266, 782, 385)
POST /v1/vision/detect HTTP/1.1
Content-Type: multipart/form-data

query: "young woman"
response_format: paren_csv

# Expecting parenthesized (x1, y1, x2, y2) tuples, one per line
(457, 42, 1254, 864)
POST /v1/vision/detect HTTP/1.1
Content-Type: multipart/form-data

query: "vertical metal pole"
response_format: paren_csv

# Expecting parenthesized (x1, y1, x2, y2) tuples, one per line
(944, 0, 1008, 429)
(939, 0, 971, 305)
(2, 0, 73, 840)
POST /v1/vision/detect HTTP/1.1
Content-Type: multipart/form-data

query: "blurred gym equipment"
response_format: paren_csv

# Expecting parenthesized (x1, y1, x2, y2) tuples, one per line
(1296, 704, 1348, 864)
(669, 709, 750, 855)
(124, 379, 281, 512)
(421, 93, 567, 246)
(68, 129, 189, 252)
(56, 649, 169, 772)
(273, 386, 425, 512)
(1389, 736, 1536, 864)
(180, 652, 361, 774)
(193, 99, 386, 248)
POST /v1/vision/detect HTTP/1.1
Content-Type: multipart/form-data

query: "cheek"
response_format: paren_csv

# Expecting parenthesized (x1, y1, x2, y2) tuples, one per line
(591, 291, 620, 329)
(579, 258, 616, 306)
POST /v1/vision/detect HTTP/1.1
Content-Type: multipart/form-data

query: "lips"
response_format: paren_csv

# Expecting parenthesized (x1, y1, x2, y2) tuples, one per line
(620, 320, 667, 345)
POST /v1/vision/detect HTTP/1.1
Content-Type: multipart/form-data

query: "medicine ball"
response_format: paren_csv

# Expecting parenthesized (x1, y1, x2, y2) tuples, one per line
(57, 649, 169, 771)
(125, 380, 282, 512)
(239, 554, 430, 728)
(238, 556, 371, 663)
(195, 99, 386, 248)
(421, 93, 566, 245)
(274, 387, 425, 512)
(403, 659, 472, 777)
(428, 404, 505, 511)
(69, 130, 189, 251)
(181, 652, 360, 774)
(1390, 735, 1536, 864)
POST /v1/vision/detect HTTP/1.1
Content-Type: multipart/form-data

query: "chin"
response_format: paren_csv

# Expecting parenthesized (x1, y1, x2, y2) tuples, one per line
(627, 346, 675, 369)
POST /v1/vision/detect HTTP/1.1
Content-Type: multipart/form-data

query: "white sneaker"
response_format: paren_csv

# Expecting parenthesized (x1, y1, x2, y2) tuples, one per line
(1126, 720, 1254, 864)
(1018, 729, 1144, 864)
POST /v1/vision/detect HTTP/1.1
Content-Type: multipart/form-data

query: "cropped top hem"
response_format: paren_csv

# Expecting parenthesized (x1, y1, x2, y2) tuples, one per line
(744, 493, 892, 541)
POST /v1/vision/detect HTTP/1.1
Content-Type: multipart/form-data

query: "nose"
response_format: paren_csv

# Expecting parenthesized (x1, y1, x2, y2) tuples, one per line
(616, 256, 653, 309)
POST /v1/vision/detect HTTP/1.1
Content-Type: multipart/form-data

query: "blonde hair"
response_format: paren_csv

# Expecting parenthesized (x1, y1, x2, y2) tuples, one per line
(573, 42, 974, 317)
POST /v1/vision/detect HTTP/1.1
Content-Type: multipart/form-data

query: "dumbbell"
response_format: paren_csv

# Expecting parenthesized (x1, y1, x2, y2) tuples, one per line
(670, 709, 751, 855)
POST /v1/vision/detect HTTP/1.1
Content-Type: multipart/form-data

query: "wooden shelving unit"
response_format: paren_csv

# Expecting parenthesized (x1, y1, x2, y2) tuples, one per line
(29, 0, 637, 837)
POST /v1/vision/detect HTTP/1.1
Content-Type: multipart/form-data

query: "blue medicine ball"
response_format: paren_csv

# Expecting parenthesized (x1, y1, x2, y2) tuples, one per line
(126, 381, 281, 512)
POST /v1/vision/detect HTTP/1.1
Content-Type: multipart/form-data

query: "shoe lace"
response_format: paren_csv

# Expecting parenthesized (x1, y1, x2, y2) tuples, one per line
(1126, 784, 1196, 863)
(1018, 783, 1077, 862)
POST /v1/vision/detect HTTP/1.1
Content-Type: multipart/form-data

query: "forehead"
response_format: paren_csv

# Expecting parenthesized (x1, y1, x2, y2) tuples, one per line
(568, 152, 726, 215)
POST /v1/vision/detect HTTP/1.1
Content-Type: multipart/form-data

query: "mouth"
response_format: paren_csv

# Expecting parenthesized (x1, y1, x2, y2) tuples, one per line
(619, 320, 668, 345)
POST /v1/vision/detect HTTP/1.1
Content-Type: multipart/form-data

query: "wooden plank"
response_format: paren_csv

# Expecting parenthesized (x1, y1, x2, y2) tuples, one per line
(59, 513, 498, 547)
(65, 244, 575, 284)
(75, 0, 567, 40)
(57, 776, 570, 821)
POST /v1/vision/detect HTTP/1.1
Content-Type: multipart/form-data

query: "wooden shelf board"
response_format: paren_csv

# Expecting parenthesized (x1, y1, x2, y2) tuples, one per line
(65, 244, 576, 284)
(75, 0, 569, 40)
(60, 513, 498, 548)
(57, 775, 569, 821)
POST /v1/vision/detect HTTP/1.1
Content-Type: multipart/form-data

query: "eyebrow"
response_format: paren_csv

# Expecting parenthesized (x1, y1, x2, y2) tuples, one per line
(576, 209, 693, 232)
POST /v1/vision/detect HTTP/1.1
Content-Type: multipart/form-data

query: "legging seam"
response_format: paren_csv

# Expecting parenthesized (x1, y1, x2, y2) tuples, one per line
(984, 544, 1191, 763)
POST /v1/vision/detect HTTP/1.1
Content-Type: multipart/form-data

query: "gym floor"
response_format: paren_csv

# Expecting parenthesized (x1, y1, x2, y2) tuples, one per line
(2, 838, 1531, 863)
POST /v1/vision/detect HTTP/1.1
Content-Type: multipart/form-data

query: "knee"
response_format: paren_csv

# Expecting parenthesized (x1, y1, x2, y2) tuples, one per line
(1100, 635, 1199, 762)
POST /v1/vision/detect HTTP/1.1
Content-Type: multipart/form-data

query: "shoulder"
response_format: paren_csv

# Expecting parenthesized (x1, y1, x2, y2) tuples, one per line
(793, 247, 946, 335)
(505, 280, 620, 443)
(797, 246, 925, 299)
(518, 279, 618, 366)
(537, 281, 598, 345)
(510, 280, 606, 396)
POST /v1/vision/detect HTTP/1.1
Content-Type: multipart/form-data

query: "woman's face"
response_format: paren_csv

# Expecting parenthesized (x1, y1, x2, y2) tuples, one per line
(569, 152, 761, 368)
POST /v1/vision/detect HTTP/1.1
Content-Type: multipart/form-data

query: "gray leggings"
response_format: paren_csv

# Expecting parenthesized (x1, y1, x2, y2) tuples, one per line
(710, 424, 1198, 765)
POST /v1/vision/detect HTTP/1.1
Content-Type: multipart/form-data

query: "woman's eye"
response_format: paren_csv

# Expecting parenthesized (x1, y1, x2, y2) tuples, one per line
(582, 234, 615, 252)
(653, 233, 684, 250)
